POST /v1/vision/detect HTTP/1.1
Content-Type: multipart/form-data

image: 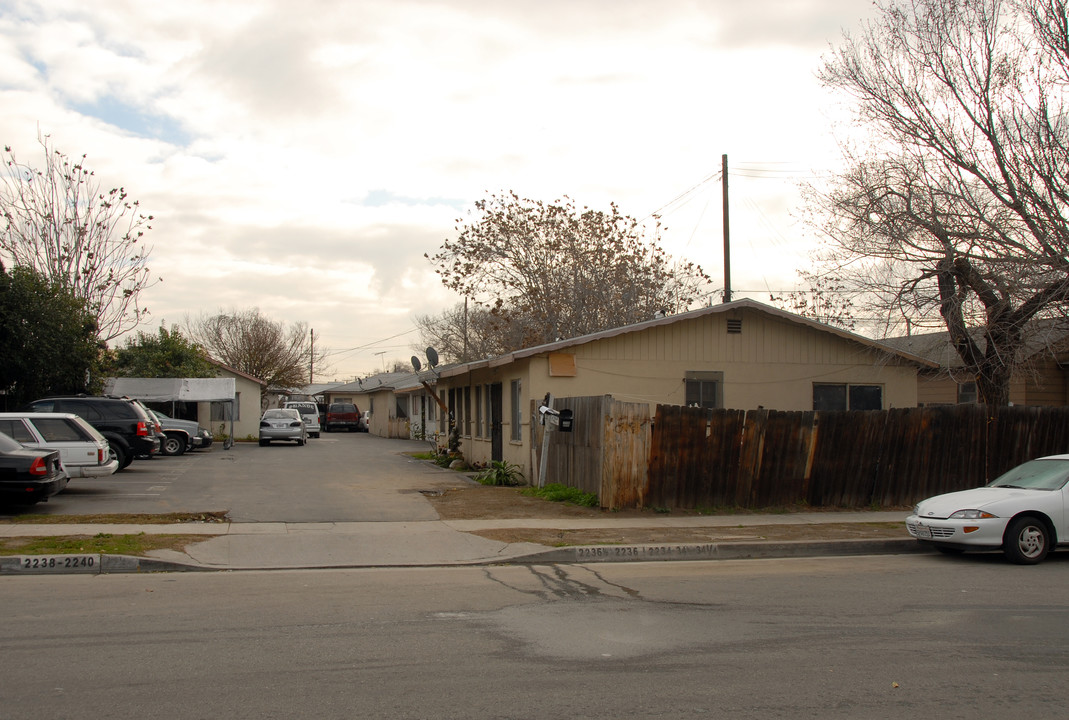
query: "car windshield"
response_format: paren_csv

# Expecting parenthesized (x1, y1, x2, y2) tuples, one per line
(988, 458, 1069, 491)
(263, 410, 295, 420)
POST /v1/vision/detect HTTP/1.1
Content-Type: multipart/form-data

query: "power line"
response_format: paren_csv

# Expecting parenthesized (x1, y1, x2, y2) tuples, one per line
(321, 326, 420, 359)
(641, 170, 721, 223)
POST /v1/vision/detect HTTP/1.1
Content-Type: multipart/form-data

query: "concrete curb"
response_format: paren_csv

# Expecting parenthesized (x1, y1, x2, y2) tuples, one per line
(0, 538, 928, 575)
(509, 538, 928, 565)
(1, 554, 205, 575)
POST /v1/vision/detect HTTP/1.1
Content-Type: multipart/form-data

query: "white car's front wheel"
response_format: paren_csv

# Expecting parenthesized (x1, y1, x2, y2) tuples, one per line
(1003, 516, 1050, 565)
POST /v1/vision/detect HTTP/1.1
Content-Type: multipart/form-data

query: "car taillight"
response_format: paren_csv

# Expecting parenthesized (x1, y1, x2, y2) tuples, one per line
(260, 421, 270, 428)
(29, 457, 49, 476)
(290, 422, 302, 427)
(137, 421, 148, 436)
(98, 448, 106, 464)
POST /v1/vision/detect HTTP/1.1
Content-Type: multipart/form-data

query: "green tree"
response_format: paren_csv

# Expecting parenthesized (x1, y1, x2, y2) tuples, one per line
(113, 326, 216, 378)
(0, 262, 101, 409)
(0, 133, 156, 342)
(426, 192, 713, 351)
(808, 0, 1069, 406)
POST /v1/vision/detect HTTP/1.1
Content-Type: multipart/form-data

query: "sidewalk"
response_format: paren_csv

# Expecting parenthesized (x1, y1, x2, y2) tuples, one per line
(0, 511, 924, 574)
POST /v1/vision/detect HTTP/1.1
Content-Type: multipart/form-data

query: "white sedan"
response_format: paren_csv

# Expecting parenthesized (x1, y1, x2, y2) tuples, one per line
(906, 455, 1069, 564)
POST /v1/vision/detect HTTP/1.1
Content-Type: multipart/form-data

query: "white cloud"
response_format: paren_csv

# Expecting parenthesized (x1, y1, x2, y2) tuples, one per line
(0, 0, 876, 379)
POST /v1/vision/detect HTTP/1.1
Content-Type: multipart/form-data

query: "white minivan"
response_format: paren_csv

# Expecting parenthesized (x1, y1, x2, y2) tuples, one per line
(0, 412, 119, 480)
(283, 401, 321, 439)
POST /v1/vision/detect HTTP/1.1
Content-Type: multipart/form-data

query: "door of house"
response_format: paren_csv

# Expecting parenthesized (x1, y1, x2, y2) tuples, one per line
(489, 382, 503, 462)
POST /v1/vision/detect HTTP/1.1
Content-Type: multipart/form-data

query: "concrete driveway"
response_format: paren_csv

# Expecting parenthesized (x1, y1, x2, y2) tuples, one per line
(4, 433, 461, 523)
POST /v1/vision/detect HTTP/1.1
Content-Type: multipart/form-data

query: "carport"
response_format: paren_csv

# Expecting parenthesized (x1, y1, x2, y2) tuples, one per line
(106, 378, 238, 449)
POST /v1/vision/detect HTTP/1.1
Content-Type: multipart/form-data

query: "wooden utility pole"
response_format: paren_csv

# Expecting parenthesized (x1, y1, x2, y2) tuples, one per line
(722, 153, 732, 303)
(309, 328, 314, 384)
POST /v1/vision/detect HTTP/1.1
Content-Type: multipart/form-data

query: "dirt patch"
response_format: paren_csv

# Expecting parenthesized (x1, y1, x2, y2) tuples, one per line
(425, 484, 909, 546)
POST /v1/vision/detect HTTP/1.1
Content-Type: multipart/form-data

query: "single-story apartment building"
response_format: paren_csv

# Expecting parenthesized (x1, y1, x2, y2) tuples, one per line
(407, 299, 936, 476)
(883, 322, 1069, 406)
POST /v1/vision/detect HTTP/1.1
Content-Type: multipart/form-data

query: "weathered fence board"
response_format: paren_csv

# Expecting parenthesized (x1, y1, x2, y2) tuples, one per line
(531, 399, 1069, 511)
(531, 396, 650, 508)
(641, 404, 1069, 511)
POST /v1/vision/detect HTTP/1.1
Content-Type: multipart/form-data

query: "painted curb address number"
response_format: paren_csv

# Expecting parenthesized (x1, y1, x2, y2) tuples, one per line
(6, 555, 100, 574)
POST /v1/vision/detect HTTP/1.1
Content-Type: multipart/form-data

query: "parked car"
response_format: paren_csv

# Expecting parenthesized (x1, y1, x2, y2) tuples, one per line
(906, 454, 1069, 564)
(259, 408, 307, 446)
(23, 396, 162, 470)
(324, 403, 361, 432)
(0, 413, 118, 481)
(147, 409, 214, 455)
(0, 431, 67, 504)
(283, 401, 321, 438)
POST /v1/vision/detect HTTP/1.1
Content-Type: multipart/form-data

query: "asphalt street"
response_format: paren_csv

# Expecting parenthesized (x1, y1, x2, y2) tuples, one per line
(4, 554, 1068, 719)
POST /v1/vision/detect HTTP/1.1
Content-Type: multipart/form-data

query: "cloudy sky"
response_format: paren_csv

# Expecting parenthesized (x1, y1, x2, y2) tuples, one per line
(0, 0, 876, 381)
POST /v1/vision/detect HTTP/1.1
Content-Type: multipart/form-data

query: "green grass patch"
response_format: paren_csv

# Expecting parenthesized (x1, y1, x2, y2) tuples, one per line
(522, 483, 598, 507)
(0, 532, 215, 556)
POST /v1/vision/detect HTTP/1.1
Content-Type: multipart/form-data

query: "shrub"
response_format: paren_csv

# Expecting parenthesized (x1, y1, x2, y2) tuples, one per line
(474, 460, 525, 486)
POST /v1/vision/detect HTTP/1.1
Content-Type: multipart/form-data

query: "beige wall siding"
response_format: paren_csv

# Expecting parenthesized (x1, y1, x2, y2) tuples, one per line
(565, 311, 918, 409)
(1021, 356, 1067, 405)
(916, 361, 1069, 408)
(917, 373, 959, 406)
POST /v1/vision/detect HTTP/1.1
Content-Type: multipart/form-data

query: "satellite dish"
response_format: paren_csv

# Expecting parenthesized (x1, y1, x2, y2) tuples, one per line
(411, 356, 422, 372)
(426, 347, 439, 368)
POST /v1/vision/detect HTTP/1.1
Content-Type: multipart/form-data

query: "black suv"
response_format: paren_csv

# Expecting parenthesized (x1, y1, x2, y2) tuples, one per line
(24, 396, 162, 470)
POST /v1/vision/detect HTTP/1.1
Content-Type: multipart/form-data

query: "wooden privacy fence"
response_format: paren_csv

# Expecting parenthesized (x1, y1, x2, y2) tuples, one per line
(536, 398, 1069, 510)
(647, 404, 1069, 510)
(530, 395, 650, 509)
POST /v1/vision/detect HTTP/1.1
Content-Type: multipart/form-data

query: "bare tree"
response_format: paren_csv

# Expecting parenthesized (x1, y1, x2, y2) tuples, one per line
(414, 302, 531, 363)
(186, 309, 327, 391)
(769, 275, 858, 331)
(427, 192, 713, 351)
(807, 0, 1069, 405)
(0, 134, 156, 342)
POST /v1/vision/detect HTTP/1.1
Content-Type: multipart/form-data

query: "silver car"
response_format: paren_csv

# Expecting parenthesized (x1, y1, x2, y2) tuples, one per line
(0, 412, 119, 480)
(258, 408, 307, 446)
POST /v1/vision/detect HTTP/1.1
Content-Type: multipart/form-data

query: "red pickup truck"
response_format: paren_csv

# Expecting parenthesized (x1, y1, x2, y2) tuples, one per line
(324, 402, 362, 432)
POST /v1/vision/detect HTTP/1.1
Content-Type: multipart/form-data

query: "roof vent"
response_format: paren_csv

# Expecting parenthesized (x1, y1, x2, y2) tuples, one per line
(727, 318, 743, 334)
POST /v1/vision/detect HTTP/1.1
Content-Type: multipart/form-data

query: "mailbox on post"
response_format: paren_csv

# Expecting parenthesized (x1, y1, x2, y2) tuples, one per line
(558, 408, 573, 432)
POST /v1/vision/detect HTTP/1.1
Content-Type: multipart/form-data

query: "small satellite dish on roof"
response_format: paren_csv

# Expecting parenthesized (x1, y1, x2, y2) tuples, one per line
(411, 356, 422, 372)
(426, 347, 439, 368)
